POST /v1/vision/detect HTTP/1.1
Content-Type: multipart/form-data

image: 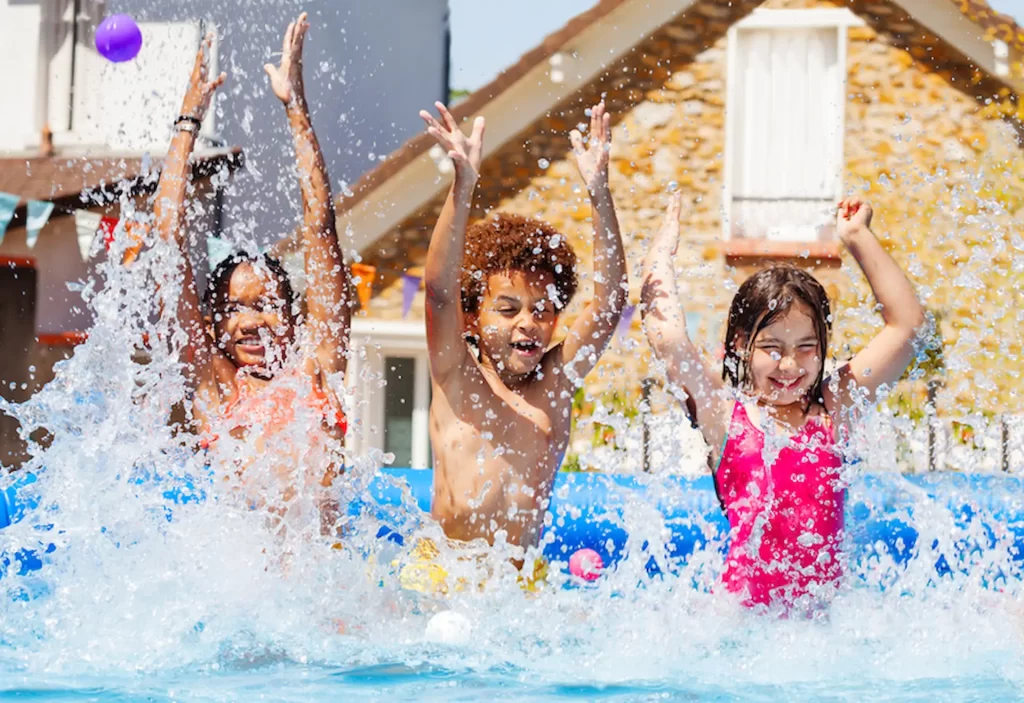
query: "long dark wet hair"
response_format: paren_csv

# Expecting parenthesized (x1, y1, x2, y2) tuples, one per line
(202, 251, 298, 319)
(721, 265, 832, 409)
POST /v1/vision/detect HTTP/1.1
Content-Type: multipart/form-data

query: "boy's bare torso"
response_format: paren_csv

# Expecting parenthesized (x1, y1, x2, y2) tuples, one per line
(430, 343, 573, 548)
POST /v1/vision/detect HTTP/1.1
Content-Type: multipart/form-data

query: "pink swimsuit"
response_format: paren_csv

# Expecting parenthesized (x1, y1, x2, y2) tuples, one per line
(714, 402, 845, 609)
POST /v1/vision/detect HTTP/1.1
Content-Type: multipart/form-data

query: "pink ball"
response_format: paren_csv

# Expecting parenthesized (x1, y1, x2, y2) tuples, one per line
(569, 548, 604, 581)
(95, 14, 143, 63)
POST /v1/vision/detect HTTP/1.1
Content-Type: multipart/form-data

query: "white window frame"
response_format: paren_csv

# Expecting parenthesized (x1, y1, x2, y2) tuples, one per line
(722, 8, 863, 243)
(39, 3, 218, 150)
(346, 319, 431, 469)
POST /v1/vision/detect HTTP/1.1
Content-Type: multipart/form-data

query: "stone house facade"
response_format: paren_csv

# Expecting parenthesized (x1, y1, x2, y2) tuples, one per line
(333, 0, 1024, 472)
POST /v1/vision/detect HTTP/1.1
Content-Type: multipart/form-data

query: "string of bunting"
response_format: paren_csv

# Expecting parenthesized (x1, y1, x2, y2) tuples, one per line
(1, 189, 426, 318)
(0, 189, 145, 263)
(208, 237, 424, 319)
(0, 192, 56, 251)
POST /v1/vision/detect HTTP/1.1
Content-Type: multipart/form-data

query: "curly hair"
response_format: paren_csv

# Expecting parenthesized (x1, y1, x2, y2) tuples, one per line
(461, 212, 578, 314)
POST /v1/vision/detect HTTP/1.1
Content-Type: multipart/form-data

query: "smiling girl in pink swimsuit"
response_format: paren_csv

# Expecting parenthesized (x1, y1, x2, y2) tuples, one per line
(642, 195, 924, 610)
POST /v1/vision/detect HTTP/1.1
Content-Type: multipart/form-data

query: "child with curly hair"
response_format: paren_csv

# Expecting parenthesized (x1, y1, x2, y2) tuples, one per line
(402, 101, 626, 591)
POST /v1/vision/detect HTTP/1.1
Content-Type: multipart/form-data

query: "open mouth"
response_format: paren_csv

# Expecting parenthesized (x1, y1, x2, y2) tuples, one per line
(769, 376, 803, 391)
(235, 336, 266, 355)
(510, 339, 542, 357)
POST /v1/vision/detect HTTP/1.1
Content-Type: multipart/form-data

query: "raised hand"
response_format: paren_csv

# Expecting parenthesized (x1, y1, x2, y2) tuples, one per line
(569, 102, 612, 194)
(419, 102, 486, 184)
(652, 192, 682, 253)
(642, 192, 682, 324)
(264, 12, 309, 107)
(836, 196, 873, 243)
(179, 33, 225, 122)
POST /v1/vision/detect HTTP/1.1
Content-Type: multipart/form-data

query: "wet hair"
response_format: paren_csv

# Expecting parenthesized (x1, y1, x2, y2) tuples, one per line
(722, 265, 832, 408)
(461, 212, 578, 315)
(202, 251, 298, 319)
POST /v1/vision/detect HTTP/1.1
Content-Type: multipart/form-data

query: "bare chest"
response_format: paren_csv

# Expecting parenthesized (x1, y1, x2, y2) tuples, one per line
(433, 370, 571, 459)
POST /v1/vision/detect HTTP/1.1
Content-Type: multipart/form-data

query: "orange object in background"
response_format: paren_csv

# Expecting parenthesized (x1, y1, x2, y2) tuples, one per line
(351, 262, 376, 311)
(97, 217, 150, 266)
(121, 220, 148, 266)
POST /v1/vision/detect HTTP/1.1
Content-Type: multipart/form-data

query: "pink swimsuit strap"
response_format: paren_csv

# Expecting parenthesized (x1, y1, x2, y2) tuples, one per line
(714, 401, 845, 609)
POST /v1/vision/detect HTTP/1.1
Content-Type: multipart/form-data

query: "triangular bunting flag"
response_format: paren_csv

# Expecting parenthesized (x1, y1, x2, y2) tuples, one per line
(351, 263, 376, 312)
(0, 193, 17, 247)
(25, 200, 54, 249)
(280, 251, 307, 296)
(99, 216, 119, 252)
(207, 236, 234, 271)
(74, 210, 103, 261)
(617, 303, 636, 342)
(401, 273, 421, 319)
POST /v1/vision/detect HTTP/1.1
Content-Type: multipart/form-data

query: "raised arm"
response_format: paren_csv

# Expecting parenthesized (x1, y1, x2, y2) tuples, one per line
(559, 102, 627, 378)
(641, 193, 730, 454)
(153, 35, 225, 392)
(420, 103, 485, 383)
(265, 12, 348, 380)
(826, 197, 925, 414)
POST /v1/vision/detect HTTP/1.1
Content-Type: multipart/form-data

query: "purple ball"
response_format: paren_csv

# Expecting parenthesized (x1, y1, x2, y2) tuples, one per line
(95, 14, 143, 63)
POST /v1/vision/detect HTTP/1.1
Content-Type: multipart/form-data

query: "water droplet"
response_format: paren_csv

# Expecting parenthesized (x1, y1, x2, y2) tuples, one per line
(538, 158, 550, 169)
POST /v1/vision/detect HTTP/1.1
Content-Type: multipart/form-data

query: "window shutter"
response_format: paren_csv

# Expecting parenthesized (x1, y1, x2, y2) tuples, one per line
(730, 26, 841, 242)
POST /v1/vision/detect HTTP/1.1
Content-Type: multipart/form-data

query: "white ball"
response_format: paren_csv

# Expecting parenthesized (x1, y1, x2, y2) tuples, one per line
(425, 610, 472, 645)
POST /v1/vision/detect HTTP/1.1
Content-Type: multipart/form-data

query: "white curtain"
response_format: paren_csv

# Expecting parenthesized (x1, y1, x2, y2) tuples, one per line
(731, 27, 841, 241)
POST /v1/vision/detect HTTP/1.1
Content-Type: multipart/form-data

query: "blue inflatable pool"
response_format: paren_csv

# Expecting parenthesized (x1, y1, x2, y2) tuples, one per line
(3, 468, 1024, 581)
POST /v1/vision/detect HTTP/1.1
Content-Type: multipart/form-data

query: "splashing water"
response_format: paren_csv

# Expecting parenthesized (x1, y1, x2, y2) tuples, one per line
(2, 221, 1024, 700)
(2, 14, 1024, 703)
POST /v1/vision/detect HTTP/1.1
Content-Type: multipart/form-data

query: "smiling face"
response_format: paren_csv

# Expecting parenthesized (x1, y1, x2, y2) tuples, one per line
(744, 303, 823, 407)
(209, 262, 295, 374)
(470, 269, 558, 383)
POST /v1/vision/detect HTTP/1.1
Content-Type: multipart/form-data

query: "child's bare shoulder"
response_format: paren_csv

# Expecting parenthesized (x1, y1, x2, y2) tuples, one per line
(525, 345, 577, 401)
(539, 342, 581, 381)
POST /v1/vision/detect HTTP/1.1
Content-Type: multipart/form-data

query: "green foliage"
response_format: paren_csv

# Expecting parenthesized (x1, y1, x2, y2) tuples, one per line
(448, 88, 471, 103)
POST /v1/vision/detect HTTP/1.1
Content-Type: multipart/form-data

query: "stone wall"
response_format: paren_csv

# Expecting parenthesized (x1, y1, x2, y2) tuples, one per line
(359, 0, 1024, 471)
(839, 17, 1024, 416)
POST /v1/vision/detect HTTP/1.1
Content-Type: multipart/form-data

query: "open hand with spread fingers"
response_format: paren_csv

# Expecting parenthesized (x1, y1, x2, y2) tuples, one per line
(180, 33, 226, 123)
(419, 102, 486, 186)
(265, 12, 310, 108)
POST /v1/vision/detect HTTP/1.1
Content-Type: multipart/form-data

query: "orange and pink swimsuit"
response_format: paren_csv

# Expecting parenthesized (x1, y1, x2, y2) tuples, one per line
(200, 369, 347, 450)
(714, 402, 845, 609)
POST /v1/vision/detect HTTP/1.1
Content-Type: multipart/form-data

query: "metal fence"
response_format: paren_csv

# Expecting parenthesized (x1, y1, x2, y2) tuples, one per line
(568, 410, 1024, 476)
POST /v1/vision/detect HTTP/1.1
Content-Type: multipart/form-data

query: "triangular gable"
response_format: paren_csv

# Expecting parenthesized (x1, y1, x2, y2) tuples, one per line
(309, 0, 1022, 258)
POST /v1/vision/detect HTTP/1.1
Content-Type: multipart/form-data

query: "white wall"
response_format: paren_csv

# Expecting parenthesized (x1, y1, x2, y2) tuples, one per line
(0, 0, 448, 333)
(0, 1, 45, 151)
(86, 0, 449, 248)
